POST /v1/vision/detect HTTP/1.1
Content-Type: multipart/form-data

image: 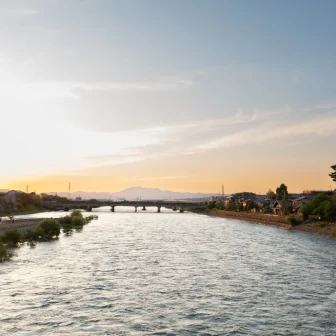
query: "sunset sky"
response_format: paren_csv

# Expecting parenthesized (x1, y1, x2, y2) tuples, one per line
(0, 0, 335, 194)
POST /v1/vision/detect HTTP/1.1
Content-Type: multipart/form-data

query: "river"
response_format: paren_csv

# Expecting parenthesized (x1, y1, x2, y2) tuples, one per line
(1, 207, 335, 335)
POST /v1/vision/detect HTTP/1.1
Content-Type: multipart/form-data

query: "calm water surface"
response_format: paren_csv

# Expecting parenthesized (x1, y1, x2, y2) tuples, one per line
(1, 207, 335, 335)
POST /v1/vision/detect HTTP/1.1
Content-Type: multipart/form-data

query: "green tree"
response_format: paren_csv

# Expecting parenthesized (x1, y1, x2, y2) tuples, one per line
(225, 203, 237, 211)
(0, 244, 13, 262)
(324, 200, 336, 220)
(266, 189, 276, 200)
(71, 216, 85, 227)
(276, 183, 289, 200)
(329, 164, 336, 184)
(38, 219, 60, 239)
(1, 229, 22, 247)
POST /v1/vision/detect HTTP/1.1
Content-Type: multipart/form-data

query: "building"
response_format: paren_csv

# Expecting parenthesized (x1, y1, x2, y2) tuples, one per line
(0, 190, 23, 211)
(292, 195, 314, 213)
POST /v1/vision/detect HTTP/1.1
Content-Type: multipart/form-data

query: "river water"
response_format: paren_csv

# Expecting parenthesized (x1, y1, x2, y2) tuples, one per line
(0, 207, 335, 335)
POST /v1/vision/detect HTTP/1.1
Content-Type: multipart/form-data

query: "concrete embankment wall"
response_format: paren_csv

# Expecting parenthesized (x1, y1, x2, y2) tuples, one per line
(0, 218, 47, 234)
(210, 210, 291, 229)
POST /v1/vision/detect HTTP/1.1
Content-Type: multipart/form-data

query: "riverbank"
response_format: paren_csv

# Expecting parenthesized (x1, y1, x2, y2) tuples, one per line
(208, 210, 336, 238)
(0, 218, 46, 234)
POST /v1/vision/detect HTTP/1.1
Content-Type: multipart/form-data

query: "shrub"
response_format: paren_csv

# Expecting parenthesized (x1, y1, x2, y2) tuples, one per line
(0, 244, 13, 262)
(70, 210, 83, 218)
(1, 229, 22, 247)
(24, 228, 44, 242)
(71, 216, 85, 227)
(59, 215, 72, 226)
(288, 216, 300, 227)
(38, 219, 60, 239)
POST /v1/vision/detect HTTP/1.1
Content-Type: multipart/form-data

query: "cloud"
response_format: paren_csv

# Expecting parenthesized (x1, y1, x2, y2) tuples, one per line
(77, 105, 336, 173)
(8, 8, 38, 16)
(24, 78, 195, 100)
(195, 113, 336, 150)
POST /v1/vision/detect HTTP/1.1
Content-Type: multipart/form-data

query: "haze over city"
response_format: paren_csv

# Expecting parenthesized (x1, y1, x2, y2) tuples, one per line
(1, 0, 335, 194)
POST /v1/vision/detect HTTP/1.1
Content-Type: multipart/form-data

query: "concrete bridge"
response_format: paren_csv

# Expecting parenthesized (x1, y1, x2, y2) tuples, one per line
(42, 200, 206, 213)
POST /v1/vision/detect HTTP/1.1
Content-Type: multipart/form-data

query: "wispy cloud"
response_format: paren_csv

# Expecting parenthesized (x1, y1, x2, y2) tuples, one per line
(24, 78, 195, 100)
(8, 8, 38, 16)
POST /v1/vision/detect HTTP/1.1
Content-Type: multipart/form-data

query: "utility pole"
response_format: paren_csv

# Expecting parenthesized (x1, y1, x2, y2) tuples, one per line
(26, 185, 29, 194)
(68, 182, 71, 200)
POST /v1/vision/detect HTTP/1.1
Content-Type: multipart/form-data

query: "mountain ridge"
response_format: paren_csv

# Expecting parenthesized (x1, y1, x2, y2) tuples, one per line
(45, 187, 216, 200)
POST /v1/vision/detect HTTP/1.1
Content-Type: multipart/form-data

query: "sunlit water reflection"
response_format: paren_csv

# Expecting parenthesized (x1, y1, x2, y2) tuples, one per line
(1, 207, 335, 335)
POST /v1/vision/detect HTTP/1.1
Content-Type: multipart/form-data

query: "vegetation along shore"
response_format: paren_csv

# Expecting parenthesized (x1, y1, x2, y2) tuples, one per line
(0, 210, 98, 263)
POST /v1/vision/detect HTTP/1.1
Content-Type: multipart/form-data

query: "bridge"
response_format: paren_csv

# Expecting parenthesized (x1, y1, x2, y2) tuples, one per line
(42, 200, 206, 213)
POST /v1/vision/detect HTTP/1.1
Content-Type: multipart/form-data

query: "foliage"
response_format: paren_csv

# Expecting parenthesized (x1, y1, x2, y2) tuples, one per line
(207, 201, 216, 210)
(70, 210, 83, 218)
(276, 183, 289, 200)
(23, 228, 44, 242)
(0, 244, 13, 262)
(41, 193, 70, 203)
(71, 216, 85, 227)
(288, 216, 301, 226)
(329, 164, 336, 183)
(225, 203, 237, 211)
(246, 201, 260, 212)
(17, 193, 41, 208)
(38, 219, 61, 239)
(231, 192, 257, 200)
(301, 193, 336, 221)
(0, 229, 22, 247)
(266, 189, 276, 200)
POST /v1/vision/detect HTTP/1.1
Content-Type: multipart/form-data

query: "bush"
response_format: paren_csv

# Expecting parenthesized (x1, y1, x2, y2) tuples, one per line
(71, 216, 85, 227)
(0, 244, 13, 262)
(70, 210, 83, 218)
(59, 215, 72, 226)
(24, 228, 44, 242)
(288, 216, 300, 227)
(38, 219, 60, 239)
(1, 229, 22, 247)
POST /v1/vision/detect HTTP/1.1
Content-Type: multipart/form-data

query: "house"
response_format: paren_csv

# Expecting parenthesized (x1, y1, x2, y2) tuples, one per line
(292, 195, 314, 213)
(210, 196, 224, 204)
(271, 200, 284, 215)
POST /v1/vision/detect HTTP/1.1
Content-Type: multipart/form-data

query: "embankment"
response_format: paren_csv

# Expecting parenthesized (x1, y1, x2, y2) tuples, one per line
(208, 210, 336, 238)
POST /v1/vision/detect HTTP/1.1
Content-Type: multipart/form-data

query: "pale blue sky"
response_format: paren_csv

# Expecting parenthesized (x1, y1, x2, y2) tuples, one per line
(0, 0, 335, 192)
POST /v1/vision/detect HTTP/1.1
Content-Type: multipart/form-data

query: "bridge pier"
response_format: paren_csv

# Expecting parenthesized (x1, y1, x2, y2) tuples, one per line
(142, 206, 146, 211)
(179, 208, 184, 213)
(135, 206, 138, 212)
(111, 206, 115, 212)
(87, 206, 92, 212)
(173, 206, 177, 211)
(157, 206, 161, 213)
(63, 207, 69, 212)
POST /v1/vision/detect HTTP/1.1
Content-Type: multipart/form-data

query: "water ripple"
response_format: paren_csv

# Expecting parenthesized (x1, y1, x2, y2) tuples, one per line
(0, 208, 335, 335)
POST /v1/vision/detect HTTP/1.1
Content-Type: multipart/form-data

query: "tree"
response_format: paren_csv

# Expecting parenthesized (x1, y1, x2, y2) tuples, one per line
(266, 189, 276, 200)
(276, 183, 289, 200)
(329, 164, 336, 184)
(1, 229, 22, 247)
(38, 219, 60, 239)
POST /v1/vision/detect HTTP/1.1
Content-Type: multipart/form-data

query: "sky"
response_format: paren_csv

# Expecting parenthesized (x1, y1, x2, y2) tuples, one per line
(0, 0, 335, 194)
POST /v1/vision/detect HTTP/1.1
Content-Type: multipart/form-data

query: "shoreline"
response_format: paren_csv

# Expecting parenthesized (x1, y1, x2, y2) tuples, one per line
(0, 218, 47, 234)
(208, 210, 336, 239)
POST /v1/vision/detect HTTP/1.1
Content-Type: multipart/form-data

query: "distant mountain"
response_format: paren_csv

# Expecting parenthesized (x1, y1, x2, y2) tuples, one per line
(46, 187, 216, 201)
